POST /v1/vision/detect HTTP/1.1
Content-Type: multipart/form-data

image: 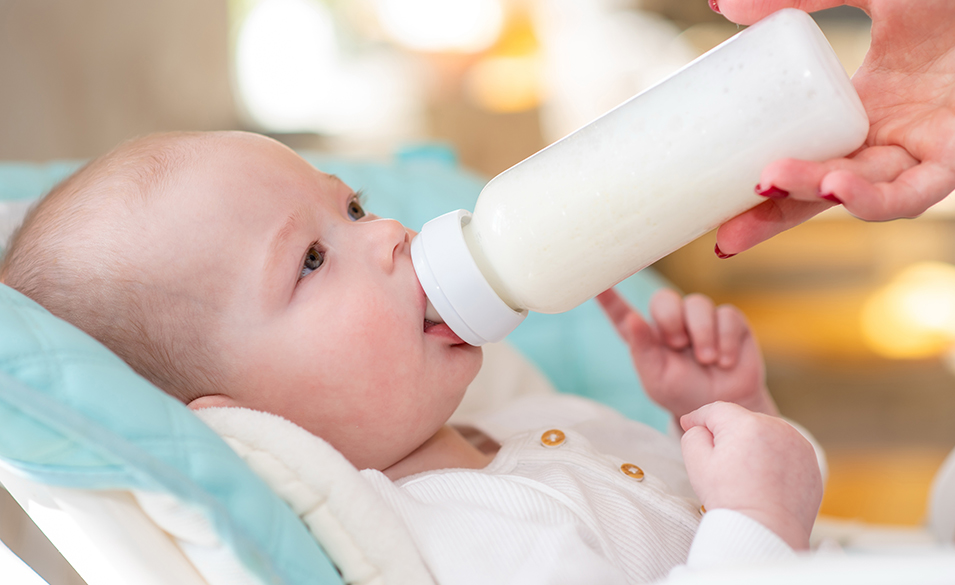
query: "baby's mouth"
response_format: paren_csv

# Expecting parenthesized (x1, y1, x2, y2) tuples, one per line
(424, 298, 443, 328)
(422, 300, 468, 345)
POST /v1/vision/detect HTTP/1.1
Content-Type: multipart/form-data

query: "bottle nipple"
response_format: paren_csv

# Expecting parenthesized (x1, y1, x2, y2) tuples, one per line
(425, 299, 444, 324)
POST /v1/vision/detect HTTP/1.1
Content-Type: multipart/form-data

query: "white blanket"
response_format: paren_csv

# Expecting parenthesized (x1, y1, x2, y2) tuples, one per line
(195, 407, 435, 585)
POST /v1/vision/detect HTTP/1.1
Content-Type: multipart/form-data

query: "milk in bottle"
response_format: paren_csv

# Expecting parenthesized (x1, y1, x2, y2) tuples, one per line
(412, 8, 869, 346)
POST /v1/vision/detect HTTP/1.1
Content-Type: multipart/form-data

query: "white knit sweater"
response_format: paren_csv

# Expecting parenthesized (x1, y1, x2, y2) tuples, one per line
(361, 395, 799, 584)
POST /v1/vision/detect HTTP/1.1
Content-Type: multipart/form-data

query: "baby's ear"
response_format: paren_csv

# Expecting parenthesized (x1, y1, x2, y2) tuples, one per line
(188, 394, 236, 410)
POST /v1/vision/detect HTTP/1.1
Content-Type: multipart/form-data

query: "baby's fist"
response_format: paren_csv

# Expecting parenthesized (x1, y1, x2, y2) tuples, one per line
(680, 402, 822, 550)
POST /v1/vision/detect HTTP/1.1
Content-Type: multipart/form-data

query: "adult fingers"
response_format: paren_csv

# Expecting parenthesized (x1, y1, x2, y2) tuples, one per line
(716, 145, 935, 254)
(714, 0, 861, 25)
(715, 198, 832, 255)
(752, 147, 952, 220)
(755, 146, 917, 202)
(684, 294, 719, 365)
(648, 288, 690, 349)
(824, 162, 955, 221)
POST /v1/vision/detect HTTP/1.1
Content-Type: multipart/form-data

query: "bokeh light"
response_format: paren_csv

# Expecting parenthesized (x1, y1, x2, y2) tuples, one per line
(234, 0, 423, 141)
(234, 0, 338, 132)
(374, 0, 504, 53)
(464, 55, 541, 113)
(861, 262, 955, 359)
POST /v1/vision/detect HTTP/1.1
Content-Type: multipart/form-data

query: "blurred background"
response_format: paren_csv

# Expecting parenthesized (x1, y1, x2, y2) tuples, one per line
(1, 0, 954, 582)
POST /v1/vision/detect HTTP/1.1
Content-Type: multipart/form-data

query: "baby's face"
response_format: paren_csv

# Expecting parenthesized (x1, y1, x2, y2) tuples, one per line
(142, 133, 482, 471)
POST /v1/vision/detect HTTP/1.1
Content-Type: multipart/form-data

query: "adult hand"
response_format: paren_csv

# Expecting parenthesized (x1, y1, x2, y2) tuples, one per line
(712, 0, 955, 256)
(681, 401, 823, 550)
(596, 288, 777, 420)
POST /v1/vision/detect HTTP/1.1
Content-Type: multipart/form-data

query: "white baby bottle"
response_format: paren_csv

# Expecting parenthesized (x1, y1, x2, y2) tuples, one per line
(412, 8, 868, 346)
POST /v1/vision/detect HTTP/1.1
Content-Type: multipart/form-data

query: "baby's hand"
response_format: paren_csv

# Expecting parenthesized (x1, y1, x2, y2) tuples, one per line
(680, 402, 823, 550)
(596, 288, 776, 420)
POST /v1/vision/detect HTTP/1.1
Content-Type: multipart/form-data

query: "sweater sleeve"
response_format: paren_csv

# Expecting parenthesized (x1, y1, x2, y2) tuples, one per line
(686, 509, 796, 568)
(661, 508, 796, 582)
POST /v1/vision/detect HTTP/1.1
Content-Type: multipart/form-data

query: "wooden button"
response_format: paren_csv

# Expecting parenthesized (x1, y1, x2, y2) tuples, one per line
(540, 429, 566, 447)
(620, 463, 644, 481)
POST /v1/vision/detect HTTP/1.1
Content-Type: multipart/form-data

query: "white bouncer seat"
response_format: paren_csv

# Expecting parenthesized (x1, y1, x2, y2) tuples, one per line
(4, 333, 955, 585)
(0, 464, 209, 585)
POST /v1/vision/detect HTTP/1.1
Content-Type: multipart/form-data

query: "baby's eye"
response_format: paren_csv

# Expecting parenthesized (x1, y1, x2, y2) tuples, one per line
(347, 197, 366, 221)
(300, 246, 324, 279)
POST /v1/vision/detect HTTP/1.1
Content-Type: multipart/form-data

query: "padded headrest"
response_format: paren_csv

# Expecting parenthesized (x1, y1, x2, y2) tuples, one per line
(0, 283, 342, 585)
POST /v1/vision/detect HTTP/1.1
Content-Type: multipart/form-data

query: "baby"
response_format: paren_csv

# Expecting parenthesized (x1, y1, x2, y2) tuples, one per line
(0, 131, 823, 584)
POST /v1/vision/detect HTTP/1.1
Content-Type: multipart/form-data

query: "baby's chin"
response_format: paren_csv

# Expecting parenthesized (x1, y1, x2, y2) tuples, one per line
(465, 347, 485, 382)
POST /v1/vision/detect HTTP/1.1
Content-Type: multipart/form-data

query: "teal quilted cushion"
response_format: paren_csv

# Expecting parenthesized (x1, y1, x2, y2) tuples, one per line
(0, 284, 342, 585)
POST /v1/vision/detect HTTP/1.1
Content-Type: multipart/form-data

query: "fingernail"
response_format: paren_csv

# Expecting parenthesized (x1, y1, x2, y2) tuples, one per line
(714, 243, 736, 259)
(708, 0, 721, 13)
(820, 192, 843, 204)
(755, 184, 789, 199)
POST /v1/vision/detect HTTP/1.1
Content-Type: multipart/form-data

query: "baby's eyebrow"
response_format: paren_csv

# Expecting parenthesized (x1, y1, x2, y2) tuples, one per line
(325, 174, 349, 192)
(324, 174, 361, 200)
(266, 210, 306, 279)
(266, 174, 356, 273)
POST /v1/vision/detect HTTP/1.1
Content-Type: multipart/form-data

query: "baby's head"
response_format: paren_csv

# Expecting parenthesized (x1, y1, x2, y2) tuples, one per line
(1, 131, 482, 470)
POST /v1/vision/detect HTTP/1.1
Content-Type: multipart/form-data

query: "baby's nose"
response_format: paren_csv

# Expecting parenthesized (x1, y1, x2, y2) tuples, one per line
(368, 218, 410, 267)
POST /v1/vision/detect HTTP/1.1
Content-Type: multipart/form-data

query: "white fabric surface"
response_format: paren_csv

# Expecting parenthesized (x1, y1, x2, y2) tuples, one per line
(362, 394, 801, 584)
(195, 407, 435, 585)
(132, 490, 260, 585)
(0, 198, 35, 252)
(929, 446, 955, 542)
(450, 340, 557, 423)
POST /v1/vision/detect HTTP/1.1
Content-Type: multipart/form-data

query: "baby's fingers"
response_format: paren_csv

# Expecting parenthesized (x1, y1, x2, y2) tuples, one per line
(684, 294, 719, 365)
(680, 401, 714, 432)
(648, 289, 689, 349)
(596, 289, 630, 339)
(715, 304, 748, 368)
(596, 288, 645, 344)
(679, 424, 715, 471)
(680, 400, 748, 434)
(598, 289, 668, 381)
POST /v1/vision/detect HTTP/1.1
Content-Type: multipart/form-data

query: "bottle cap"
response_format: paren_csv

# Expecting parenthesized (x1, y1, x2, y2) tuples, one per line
(411, 209, 527, 346)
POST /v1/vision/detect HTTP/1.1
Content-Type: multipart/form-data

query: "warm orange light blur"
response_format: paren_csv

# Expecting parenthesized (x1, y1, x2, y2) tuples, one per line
(464, 10, 542, 113)
(861, 262, 955, 359)
(465, 55, 541, 113)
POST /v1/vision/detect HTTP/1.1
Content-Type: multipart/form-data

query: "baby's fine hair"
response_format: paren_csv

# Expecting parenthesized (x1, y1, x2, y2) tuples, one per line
(0, 132, 226, 403)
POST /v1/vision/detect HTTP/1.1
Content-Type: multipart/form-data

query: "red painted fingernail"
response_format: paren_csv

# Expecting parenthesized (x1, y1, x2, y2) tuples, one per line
(820, 192, 842, 204)
(709, 0, 721, 13)
(714, 243, 736, 259)
(755, 184, 789, 198)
